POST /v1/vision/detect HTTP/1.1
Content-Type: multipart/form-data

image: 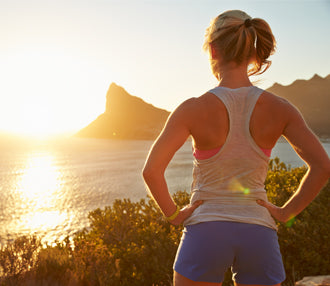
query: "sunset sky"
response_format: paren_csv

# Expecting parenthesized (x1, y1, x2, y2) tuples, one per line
(1, 0, 330, 137)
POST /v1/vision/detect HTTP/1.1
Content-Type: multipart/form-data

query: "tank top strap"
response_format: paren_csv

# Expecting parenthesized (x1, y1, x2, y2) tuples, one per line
(207, 85, 263, 130)
(207, 86, 267, 159)
(244, 87, 268, 159)
(244, 86, 264, 120)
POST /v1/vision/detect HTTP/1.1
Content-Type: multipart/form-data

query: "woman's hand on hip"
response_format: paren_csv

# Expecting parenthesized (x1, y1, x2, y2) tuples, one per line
(256, 200, 290, 223)
(169, 200, 203, 226)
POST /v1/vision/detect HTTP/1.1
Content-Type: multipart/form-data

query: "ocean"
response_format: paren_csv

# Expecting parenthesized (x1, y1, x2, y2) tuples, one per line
(0, 136, 329, 244)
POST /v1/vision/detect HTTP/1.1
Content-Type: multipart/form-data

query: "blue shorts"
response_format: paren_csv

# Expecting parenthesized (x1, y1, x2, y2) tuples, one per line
(173, 221, 286, 285)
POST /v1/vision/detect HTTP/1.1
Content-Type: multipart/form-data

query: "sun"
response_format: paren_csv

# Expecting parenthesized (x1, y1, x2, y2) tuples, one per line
(10, 104, 57, 139)
(1, 37, 117, 139)
(1, 46, 101, 139)
(1, 48, 69, 138)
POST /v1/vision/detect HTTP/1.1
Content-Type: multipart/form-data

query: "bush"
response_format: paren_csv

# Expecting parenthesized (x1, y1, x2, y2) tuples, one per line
(0, 235, 41, 286)
(0, 158, 328, 285)
(34, 238, 74, 286)
(77, 197, 183, 285)
(266, 158, 330, 285)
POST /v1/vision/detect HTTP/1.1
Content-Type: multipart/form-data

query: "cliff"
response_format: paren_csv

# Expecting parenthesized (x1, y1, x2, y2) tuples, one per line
(76, 83, 170, 140)
(77, 74, 330, 140)
(266, 73, 330, 137)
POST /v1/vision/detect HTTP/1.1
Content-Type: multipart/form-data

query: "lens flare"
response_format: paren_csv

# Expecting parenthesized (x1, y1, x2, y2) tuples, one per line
(228, 178, 250, 195)
(285, 215, 296, 227)
(243, 188, 250, 195)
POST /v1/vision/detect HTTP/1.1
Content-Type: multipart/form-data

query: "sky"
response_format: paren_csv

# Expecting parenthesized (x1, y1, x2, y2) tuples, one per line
(1, 0, 330, 137)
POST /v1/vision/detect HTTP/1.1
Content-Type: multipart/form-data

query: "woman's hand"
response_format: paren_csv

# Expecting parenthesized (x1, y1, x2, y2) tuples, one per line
(256, 200, 291, 223)
(169, 200, 203, 226)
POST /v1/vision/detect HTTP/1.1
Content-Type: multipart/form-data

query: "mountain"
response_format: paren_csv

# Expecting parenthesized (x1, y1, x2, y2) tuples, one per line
(76, 83, 170, 140)
(266, 74, 330, 137)
(77, 73, 330, 140)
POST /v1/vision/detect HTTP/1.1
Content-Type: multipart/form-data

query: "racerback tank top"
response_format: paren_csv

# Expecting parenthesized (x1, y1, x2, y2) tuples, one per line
(184, 86, 277, 230)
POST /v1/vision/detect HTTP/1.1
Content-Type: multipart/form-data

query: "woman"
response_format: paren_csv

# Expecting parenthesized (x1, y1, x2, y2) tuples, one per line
(142, 10, 330, 286)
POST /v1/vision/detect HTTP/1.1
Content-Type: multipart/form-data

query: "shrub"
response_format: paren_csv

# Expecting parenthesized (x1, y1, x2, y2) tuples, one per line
(77, 197, 183, 285)
(34, 238, 74, 286)
(0, 235, 41, 285)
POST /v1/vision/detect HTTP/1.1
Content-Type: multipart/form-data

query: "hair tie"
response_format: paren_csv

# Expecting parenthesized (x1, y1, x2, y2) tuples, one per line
(244, 18, 252, 28)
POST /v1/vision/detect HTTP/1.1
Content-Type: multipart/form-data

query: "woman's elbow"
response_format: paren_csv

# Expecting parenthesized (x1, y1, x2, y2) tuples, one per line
(142, 165, 158, 181)
(142, 165, 152, 181)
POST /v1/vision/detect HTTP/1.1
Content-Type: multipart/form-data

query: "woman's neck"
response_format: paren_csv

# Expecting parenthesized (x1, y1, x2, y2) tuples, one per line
(217, 62, 252, 88)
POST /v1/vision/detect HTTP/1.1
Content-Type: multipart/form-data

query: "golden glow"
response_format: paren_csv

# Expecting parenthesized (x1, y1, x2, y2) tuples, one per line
(18, 154, 60, 203)
(14, 105, 57, 139)
(14, 152, 67, 242)
(1, 1, 328, 140)
(3, 49, 65, 138)
(1, 48, 106, 138)
(24, 211, 67, 231)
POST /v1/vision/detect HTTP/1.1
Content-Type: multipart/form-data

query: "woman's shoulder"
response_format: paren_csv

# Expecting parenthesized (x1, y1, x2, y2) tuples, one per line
(173, 97, 200, 114)
(258, 89, 295, 111)
(171, 93, 224, 125)
(176, 92, 221, 111)
(170, 97, 202, 121)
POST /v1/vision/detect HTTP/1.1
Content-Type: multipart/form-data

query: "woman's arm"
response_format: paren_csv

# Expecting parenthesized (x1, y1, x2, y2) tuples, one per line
(257, 103, 330, 222)
(142, 99, 203, 225)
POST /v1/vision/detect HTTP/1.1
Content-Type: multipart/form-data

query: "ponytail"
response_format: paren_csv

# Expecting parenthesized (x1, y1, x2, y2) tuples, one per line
(249, 18, 276, 76)
(203, 12, 276, 79)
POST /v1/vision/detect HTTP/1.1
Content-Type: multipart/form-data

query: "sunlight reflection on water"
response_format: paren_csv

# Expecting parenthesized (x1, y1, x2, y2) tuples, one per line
(0, 138, 154, 245)
(8, 153, 71, 243)
(18, 154, 59, 202)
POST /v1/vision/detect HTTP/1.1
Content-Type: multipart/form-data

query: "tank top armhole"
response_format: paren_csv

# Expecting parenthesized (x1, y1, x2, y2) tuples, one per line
(196, 87, 233, 162)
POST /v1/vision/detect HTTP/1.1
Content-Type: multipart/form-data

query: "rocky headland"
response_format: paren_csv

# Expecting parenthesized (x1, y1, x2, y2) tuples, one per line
(76, 74, 330, 139)
(76, 83, 169, 140)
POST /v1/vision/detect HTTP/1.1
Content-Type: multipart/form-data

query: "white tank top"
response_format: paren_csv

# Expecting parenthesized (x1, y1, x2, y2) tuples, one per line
(184, 86, 277, 230)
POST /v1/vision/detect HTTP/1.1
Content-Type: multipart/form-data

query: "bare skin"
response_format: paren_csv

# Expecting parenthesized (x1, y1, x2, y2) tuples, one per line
(174, 271, 222, 286)
(142, 59, 330, 285)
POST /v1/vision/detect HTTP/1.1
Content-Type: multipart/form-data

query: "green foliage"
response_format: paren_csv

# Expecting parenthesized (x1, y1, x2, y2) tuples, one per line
(0, 158, 328, 285)
(266, 158, 330, 285)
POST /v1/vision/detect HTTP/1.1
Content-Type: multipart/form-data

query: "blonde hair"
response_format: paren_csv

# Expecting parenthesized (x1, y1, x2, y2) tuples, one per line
(203, 14, 276, 80)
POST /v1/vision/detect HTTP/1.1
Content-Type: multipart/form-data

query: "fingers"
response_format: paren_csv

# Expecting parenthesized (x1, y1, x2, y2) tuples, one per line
(181, 200, 203, 215)
(186, 200, 203, 214)
(256, 199, 266, 207)
(169, 201, 203, 226)
(257, 200, 280, 215)
(256, 199, 272, 210)
(256, 200, 287, 222)
(192, 200, 203, 209)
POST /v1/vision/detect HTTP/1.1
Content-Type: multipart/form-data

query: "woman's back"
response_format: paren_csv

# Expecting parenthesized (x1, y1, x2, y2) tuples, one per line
(188, 87, 289, 153)
(184, 85, 278, 229)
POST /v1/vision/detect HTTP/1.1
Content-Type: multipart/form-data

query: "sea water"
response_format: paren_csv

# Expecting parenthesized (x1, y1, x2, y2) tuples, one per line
(0, 136, 329, 244)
